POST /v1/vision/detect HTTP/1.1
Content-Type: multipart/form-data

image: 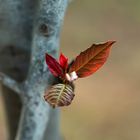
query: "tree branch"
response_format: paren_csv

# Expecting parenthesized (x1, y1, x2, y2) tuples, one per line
(0, 72, 23, 95)
(15, 0, 69, 140)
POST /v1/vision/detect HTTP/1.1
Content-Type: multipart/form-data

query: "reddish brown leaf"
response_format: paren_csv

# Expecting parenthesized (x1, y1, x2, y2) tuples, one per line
(69, 41, 116, 78)
(45, 53, 64, 78)
(59, 53, 68, 70)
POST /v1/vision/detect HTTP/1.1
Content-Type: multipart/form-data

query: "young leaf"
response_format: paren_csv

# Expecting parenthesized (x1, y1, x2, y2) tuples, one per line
(44, 83, 75, 108)
(69, 41, 116, 78)
(45, 53, 64, 78)
(59, 53, 68, 70)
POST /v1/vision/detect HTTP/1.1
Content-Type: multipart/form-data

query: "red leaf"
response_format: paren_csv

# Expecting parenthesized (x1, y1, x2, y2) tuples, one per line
(59, 53, 68, 70)
(69, 41, 116, 78)
(45, 53, 64, 77)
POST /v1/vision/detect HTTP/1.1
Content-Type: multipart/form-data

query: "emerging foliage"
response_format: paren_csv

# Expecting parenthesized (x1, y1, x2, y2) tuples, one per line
(44, 83, 74, 108)
(45, 41, 116, 108)
(69, 41, 116, 77)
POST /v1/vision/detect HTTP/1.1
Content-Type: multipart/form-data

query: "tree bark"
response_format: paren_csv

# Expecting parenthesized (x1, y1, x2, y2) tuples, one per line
(0, 0, 69, 140)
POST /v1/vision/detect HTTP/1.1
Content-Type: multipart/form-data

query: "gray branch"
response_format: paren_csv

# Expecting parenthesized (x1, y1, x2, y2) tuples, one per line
(14, 0, 69, 140)
(0, 73, 23, 95)
(0, 0, 69, 140)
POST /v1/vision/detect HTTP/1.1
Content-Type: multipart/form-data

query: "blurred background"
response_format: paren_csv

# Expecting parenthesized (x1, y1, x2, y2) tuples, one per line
(1, 0, 140, 140)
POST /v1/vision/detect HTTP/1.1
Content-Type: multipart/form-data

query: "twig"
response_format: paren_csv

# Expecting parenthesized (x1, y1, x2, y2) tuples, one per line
(0, 72, 23, 95)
